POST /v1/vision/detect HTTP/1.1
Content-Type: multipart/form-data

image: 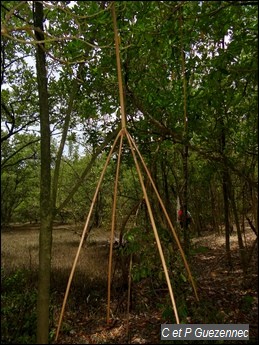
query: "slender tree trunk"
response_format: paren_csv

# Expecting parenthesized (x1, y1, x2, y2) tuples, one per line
(56, 128, 119, 215)
(182, 145, 190, 253)
(216, 41, 232, 265)
(222, 172, 232, 267)
(220, 115, 232, 266)
(228, 176, 247, 273)
(193, 198, 202, 236)
(180, 10, 190, 254)
(210, 182, 220, 235)
(51, 71, 81, 213)
(221, 118, 232, 265)
(34, 2, 53, 343)
(220, 107, 231, 265)
(161, 157, 170, 209)
(251, 181, 258, 236)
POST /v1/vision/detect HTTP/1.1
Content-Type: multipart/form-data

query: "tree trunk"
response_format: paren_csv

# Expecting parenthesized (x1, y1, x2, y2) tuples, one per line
(217, 56, 232, 266)
(222, 172, 232, 267)
(161, 154, 172, 214)
(55, 128, 119, 215)
(251, 179, 258, 236)
(51, 68, 82, 213)
(228, 175, 247, 273)
(34, 2, 53, 343)
(193, 198, 202, 237)
(220, 114, 232, 267)
(182, 145, 190, 254)
(210, 181, 220, 235)
(180, 10, 190, 255)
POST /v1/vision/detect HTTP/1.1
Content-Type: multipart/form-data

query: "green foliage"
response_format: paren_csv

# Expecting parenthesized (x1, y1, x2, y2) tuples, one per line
(240, 294, 255, 312)
(1, 133, 40, 225)
(1, 268, 58, 344)
(1, 0, 257, 231)
(124, 226, 160, 283)
(1, 269, 37, 344)
(1, 1, 257, 343)
(190, 246, 210, 255)
(161, 304, 175, 323)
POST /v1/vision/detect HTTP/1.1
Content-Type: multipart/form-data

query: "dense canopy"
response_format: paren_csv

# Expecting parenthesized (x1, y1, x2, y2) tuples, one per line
(1, 1, 258, 344)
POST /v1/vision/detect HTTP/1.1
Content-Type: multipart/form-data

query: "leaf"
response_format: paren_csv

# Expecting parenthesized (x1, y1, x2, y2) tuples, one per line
(180, 273, 187, 282)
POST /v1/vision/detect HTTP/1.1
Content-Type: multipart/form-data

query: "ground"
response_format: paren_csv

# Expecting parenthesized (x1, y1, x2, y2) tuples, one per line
(1, 223, 258, 344)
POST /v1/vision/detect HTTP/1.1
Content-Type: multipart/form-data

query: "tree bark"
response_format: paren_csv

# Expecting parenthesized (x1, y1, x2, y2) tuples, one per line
(182, 145, 190, 253)
(220, 117, 232, 267)
(33, 2, 53, 343)
(228, 175, 247, 273)
(51, 71, 81, 213)
(222, 171, 232, 267)
(180, 10, 190, 255)
(210, 181, 220, 235)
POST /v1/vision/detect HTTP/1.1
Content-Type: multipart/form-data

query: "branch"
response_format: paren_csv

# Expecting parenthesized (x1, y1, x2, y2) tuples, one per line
(126, 87, 257, 189)
(227, 1, 258, 6)
(1, 153, 37, 169)
(52, 63, 86, 210)
(1, 138, 39, 169)
(1, 3, 28, 23)
(245, 216, 258, 236)
(1, 118, 38, 142)
(55, 127, 120, 215)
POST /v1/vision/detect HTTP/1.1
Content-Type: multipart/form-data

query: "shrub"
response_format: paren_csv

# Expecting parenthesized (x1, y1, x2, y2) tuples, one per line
(1, 269, 37, 344)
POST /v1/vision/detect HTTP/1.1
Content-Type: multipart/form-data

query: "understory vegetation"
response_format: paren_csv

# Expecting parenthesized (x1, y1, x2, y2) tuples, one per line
(1, 224, 258, 344)
(1, 0, 258, 344)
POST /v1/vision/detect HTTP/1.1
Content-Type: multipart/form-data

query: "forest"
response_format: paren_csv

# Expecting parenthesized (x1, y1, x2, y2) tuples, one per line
(1, 1, 258, 344)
